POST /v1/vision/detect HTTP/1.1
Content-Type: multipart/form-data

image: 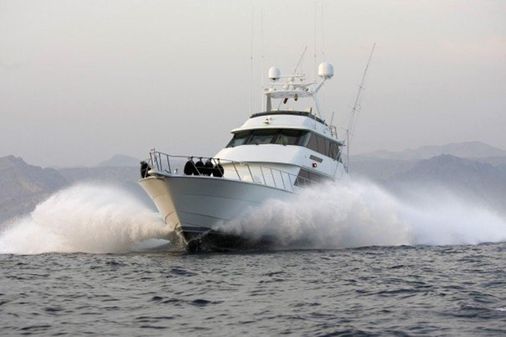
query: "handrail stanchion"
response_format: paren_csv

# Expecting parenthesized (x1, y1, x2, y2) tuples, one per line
(246, 164, 254, 183)
(260, 166, 266, 186)
(153, 153, 159, 171)
(280, 170, 286, 190)
(270, 168, 276, 188)
(166, 155, 171, 174)
(287, 174, 293, 192)
(232, 163, 240, 181)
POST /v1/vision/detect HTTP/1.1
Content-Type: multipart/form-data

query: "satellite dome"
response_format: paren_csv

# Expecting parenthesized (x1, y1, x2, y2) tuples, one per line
(318, 62, 334, 79)
(268, 66, 281, 81)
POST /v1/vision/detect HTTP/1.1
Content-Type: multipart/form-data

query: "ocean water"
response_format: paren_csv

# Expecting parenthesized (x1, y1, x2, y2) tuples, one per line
(1, 245, 506, 336)
(1, 183, 506, 336)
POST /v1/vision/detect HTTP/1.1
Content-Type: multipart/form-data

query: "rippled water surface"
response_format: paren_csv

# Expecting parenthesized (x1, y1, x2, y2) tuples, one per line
(1, 244, 506, 336)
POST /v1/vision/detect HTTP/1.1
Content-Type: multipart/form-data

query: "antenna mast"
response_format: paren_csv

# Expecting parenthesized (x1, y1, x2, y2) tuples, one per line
(249, 5, 255, 115)
(293, 46, 308, 74)
(346, 43, 376, 171)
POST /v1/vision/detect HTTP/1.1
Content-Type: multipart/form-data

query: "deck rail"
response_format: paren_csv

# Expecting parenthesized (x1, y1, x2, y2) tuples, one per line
(145, 149, 314, 192)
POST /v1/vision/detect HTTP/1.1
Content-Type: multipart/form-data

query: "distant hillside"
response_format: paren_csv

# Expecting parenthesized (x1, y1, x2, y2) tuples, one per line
(0, 156, 67, 223)
(58, 166, 139, 184)
(97, 154, 140, 167)
(386, 154, 506, 211)
(349, 157, 417, 182)
(361, 141, 506, 161)
(0, 155, 150, 224)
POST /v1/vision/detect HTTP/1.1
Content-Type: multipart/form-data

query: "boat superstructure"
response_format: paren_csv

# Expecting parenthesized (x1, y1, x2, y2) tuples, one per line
(139, 62, 346, 251)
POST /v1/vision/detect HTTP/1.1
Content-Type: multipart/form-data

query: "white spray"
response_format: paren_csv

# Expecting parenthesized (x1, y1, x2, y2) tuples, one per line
(218, 178, 506, 249)
(2, 179, 505, 255)
(0, 184, 171, 255)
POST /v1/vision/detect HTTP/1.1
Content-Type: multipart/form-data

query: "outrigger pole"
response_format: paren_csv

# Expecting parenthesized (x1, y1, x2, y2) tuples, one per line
(346, 42, 376, 173)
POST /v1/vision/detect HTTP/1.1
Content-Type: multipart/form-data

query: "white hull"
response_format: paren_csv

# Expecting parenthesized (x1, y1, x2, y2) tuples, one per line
(139, 175, 292, 250)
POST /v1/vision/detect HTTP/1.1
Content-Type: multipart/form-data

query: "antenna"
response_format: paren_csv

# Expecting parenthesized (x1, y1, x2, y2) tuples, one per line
(346, 43, 376, 172)
(260, 8, 265, 110)
(293, 46, 308, 74)
(249, 5, 255, 115)
(313, 1, 318, 78)
(347, 43, 376, 144)
(320, 1, 325, 59)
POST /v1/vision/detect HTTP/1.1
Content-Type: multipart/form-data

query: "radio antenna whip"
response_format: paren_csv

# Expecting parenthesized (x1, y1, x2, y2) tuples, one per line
(346, 43, 376, 172)
(347, 43, 376, 144)
(293, 46, 308, 75)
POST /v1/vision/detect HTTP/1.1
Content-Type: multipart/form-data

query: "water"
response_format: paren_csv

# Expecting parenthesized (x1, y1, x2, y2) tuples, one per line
(1, 182, 506, 336)
(1, 246, 506, 336)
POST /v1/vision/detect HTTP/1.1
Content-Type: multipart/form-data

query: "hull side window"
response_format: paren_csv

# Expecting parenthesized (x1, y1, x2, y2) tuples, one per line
(295, 168, 328, 186)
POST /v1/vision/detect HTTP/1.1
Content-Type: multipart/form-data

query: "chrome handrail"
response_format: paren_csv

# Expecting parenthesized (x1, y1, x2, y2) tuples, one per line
(145, 149, 315, 192)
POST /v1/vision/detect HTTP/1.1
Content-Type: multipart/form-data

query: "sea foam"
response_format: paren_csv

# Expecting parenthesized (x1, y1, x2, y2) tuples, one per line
(218, 178, 506, 249)
(0, 184, 170, 255)
(1, 178, 505, 255)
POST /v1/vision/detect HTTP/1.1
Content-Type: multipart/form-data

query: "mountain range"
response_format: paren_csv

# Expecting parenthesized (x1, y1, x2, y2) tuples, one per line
(0, 156, 67, 223)
(0, 154, 144, 224)
(1, 142, 505, 224)
(355, 141, 506, 162)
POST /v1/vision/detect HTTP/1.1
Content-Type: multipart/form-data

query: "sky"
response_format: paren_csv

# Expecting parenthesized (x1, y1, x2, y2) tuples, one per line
(1, 0, 505, 167)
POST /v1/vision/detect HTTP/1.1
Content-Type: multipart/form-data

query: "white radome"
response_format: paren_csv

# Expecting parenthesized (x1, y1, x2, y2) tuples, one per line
(268, 66, 281, 81)
(318, 62, 334, 79)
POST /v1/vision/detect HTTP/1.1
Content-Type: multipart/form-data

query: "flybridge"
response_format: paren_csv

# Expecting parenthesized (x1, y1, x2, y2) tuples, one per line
(263, 62, 334, 119)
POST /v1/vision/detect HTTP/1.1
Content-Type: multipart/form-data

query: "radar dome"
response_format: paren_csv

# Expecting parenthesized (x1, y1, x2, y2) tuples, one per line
(268, 67, 281, 81)
(318, 62, 334, 79)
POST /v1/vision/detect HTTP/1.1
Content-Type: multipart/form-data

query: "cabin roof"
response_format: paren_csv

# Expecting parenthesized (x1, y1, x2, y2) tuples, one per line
(250, 110, 326, 125)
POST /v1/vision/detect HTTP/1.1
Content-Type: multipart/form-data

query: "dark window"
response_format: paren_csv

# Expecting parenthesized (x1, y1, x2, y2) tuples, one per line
(307, 133, 319, 152)
(227, 129, 308, 148)
(249, 129, 277, 145)
(226, 128, 342, 160)
(306, 133, 341, 160)
(275, 129, 307, 146)
(329, 142, 341, 160)
(227, 130, 251, 147)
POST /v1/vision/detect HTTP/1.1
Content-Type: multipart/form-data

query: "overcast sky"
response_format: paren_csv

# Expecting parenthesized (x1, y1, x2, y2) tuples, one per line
(1, 0, 505, 167)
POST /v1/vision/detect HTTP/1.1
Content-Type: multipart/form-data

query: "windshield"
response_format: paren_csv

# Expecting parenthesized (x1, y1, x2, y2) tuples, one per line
(226, 128, 342, 161)
(227, 129, 308, 147)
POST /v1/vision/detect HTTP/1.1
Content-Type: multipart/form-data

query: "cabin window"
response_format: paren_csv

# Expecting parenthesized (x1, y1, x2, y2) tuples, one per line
(227, 130, 251, 147)
(275, 129, 307, 146)
(329, 142, 341, 160)
(249, 129, 277, 145)
(306, 133, 341, 160)
(226, 129, 341, 161)
(227, 129, 307, 147)
(306, 132, 318, 151)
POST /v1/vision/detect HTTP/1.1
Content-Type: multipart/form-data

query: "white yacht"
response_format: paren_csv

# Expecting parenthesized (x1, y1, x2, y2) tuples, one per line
(139, 62, 347, 251)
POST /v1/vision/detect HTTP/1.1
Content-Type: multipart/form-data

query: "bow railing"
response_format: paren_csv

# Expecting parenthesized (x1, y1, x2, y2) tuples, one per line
(144, 150, 314, 192)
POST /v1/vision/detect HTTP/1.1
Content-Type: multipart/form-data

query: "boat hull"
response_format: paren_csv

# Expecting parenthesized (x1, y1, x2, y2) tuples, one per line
(139, 175, 292, 251)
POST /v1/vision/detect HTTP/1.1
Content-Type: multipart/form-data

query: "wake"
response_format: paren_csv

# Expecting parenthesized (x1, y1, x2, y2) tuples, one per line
(219, 178, 506, 249)
(0, 184, 171, 255)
